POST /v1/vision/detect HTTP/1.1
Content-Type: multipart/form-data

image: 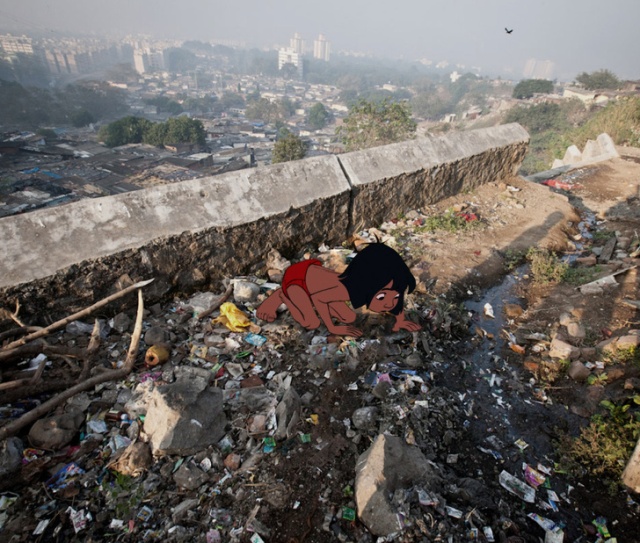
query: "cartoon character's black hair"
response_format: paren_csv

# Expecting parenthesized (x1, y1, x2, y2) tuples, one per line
(338, 242, 416, 315)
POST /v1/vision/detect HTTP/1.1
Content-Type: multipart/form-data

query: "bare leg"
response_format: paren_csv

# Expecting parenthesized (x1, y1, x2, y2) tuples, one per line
(285, 285, 321, 330)
(256, 289, 286, 323)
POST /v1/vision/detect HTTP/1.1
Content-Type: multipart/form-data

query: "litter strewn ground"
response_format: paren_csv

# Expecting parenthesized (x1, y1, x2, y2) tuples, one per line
(1, 157, 640, 542)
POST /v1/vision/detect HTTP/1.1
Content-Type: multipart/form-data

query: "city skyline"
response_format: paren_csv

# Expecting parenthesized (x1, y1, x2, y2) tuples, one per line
(0, 0, 638, 81)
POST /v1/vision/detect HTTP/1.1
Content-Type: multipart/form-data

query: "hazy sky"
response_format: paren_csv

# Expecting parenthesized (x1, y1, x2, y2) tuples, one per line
(0, 0, 638, 80)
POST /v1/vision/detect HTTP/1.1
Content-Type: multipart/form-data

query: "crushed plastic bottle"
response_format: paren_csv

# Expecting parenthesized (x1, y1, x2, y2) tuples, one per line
(499, 470, 535, 503)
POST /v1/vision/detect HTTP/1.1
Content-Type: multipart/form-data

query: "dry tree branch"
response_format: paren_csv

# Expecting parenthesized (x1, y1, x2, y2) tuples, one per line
(0, 301, 25, 327)
(0, 288, 145, 441)
(79, 319, 102, 381)
(0, 327, 42, 345)
(1, 278, 153, 352)
(197, 283, 233, 320)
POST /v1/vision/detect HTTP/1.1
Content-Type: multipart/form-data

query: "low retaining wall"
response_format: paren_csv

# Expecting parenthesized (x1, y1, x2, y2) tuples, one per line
(0, 123, 529, 322)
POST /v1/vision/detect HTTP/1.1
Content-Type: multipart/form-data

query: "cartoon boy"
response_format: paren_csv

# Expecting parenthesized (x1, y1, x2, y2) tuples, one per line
(257, 243, 420, 337)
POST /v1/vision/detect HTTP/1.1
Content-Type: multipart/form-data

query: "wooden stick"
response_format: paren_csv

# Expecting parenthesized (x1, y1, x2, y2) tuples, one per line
(1, 278, 153, 352)
(0, 302, 25, 327)
(0, 289, 145, 441)
(0, 326, 41, 345)
(79, 319, 102, 381)
(0, 342, 94, 365)
(197, 284, 233, 320)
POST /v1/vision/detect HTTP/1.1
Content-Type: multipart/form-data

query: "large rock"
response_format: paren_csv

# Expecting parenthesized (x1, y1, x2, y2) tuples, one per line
(28, 411, 84, 450)
(549, 338, 580, 360)
(355, 434, 441, 536)
(143, 376, 227, 455)
(0, 437, 23, 477)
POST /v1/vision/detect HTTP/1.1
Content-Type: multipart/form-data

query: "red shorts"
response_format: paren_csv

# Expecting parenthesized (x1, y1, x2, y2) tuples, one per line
(281, 259, 322, 298)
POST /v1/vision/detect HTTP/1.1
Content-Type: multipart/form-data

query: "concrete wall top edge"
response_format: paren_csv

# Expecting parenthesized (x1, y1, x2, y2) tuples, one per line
(0, 154, 350, 288)
(340, 123, 529, 187)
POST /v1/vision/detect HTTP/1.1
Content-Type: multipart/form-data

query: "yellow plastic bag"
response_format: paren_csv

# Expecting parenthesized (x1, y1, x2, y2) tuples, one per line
(212, 302, 252, 332)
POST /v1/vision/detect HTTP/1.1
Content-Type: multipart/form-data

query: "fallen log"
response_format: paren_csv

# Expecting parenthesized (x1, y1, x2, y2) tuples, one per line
(0, 289, 145, 441)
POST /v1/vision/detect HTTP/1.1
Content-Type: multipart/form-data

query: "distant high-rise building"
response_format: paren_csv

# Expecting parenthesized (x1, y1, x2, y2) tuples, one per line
(0, 34, 34, 55)
(313, 34, 330, 61)
(278, 48, 303, 79)
(523, 58, 555, 80)
(133, 48, 165, 74)
(290, 32, 304, 55)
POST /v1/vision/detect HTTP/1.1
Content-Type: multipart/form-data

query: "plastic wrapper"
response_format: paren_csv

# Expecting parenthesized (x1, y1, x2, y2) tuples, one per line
(499, 470, 535, 503)
(212, 302, 252, 332)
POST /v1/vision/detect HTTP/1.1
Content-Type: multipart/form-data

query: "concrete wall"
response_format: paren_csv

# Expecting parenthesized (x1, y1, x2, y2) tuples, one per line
(0, 123, 529, 322)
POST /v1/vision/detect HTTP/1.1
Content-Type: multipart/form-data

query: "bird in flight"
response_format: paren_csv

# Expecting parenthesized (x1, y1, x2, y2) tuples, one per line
(505, 27, 513, 34)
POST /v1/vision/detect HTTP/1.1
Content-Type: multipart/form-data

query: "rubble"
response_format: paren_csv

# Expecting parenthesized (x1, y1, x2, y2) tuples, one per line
(1, 165, 640, 541)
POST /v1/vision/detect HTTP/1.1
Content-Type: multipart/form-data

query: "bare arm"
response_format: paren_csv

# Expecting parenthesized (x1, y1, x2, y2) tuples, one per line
(392, 311, 421, 332)
(312, 287, 362, 337)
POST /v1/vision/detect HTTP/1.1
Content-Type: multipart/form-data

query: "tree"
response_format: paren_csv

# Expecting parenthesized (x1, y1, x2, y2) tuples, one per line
(513, 79, 554, 99)
(575, 69, 621, 91)
(245, 98, 278, 122)
(142, 123, 168, 146)
(219, 92, 245, 110)
(277, 97, 296, 119)
(36, 128, 58, 140)
(504, 102, 566, 134)
(163, 117, 206, 146)
(308, 102, 330, 130)
(272, 132, 307, 163)
(98, 116, 152, 147)
(144, 96, 183, 115)
(70, 109, 96, 127)
(337, 98, 417, 151)
(280, 63, 298, 80)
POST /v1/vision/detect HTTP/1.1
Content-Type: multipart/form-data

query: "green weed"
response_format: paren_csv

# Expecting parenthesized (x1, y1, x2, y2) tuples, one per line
(605, 345, 640, 366)
(592, 230, 615, 243)
(416, 209, 481, 234)
(526, 248, 568, 284)
(556, 396, 640, 485)
(503, 249, 527, 272)
(104, 471, 144, 520)
(562, 265, 602, 286)
(587, 373, 608, 386)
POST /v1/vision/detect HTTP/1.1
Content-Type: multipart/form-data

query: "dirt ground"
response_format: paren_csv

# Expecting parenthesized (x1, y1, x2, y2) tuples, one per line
(1, 156, 640, 542)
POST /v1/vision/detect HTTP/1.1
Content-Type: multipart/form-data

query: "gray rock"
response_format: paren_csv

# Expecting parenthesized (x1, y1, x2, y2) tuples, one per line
(172, 498, 200, 522)
(567, 360, 591, 382)
(110, 441, 152, 477)
(144, 376, 227, 455)
(404, 352, 423, 368)
(0, 437, 23, 477)
(617, 334, 640, 350)
(558, 312, 574, 327)
(566, 322, 586, 339)
(372, 381, 392, 399)
(275, 387, 301, 440)
(144, 326, 168, 346)
(233, 281, 260, 303)
(124, 381, 156, 418)
(352, 406, 380, 431)
(549, 338, 580, 360)
(355, 434, 441, 536)
(266, 249, 291, 272)
(28, 410, 84, 450)
(111, 312, 132, 333)
(173, 464, 208, 491)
